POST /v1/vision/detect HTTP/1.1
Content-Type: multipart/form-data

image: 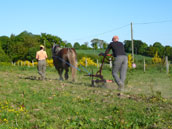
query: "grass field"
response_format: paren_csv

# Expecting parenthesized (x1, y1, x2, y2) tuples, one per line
(76, 49, 105, 55)
(0, 65, 172, 128)
(76, 49, 153, 64)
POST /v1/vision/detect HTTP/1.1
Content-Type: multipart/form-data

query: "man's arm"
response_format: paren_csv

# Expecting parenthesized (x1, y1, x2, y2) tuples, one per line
(36, 52, 39, 60)
(45, 51, 48, 59)
(105, 43, 112, 55)
(105, 48, 110, 54)
(99, 44, 111, 56)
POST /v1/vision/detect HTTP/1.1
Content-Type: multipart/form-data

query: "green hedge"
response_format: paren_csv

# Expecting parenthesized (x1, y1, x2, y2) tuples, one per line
(0, 46, 11, 62)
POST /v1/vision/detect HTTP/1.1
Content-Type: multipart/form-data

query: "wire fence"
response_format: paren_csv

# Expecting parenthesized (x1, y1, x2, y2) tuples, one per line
(9, 56, 171, 74)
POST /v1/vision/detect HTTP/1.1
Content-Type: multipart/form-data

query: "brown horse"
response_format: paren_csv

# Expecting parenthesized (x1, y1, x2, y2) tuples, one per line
(52, 44, 77, 81)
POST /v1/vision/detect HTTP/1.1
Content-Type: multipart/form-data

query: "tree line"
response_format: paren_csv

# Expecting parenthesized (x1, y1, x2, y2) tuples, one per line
(124, 40, 172, 60)
(0, 31, 172, 62)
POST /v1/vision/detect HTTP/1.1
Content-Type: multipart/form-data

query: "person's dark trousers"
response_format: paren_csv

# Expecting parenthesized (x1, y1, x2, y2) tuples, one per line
(37, 60, 46, 80)
(112, 55, 128, 90)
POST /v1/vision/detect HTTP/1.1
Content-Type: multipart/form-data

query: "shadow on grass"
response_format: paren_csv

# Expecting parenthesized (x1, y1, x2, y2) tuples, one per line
(18, 75, 59, 81)
(18, 75, 117, 90)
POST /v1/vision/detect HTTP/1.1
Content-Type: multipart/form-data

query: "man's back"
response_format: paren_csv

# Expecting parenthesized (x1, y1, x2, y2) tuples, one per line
(36, 50, 47, 60)
(107, 41, 126, 57)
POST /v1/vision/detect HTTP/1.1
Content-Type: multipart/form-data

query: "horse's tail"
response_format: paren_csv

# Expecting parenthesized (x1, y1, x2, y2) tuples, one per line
(67, 48, 77, 81)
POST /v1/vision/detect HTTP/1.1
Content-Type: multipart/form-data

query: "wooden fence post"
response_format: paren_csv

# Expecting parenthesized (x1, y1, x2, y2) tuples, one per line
(166, 56, 169, 74)
(85, 58, 87, 67)
(32, 60, 34, 67)
(109, 58, 112, 68)
(144, 58, 146, 72)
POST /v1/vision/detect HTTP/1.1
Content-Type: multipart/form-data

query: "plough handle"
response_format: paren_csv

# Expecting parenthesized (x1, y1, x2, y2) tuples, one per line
(99, 53, 112, 57)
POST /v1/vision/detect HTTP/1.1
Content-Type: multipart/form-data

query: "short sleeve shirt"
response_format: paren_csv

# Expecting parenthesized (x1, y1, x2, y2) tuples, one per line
(106, 41, 126, 57)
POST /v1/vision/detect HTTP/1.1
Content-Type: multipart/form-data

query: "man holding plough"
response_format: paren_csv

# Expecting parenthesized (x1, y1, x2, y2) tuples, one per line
(104, 36, 128, 91)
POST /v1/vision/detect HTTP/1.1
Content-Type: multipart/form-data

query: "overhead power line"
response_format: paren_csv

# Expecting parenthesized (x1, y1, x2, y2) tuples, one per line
(134, 20, 172, 25)
(93, 24, 130, 36)
(70, 19, 172, 42)
(70, 23, 130, 41)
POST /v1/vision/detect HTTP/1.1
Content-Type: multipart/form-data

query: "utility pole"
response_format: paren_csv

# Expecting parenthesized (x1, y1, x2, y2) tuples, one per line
(44, 40, 46, 50)
(131, 22, 134, 63)
(166, 56, 169, 74)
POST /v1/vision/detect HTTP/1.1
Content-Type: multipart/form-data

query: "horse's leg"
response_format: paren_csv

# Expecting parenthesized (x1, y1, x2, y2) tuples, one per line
(58, 68, 64, 80)
(65, 67, 69, 80)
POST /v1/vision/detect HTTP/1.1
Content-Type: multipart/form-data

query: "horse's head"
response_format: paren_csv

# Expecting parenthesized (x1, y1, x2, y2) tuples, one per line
(52, 43, 61, 56)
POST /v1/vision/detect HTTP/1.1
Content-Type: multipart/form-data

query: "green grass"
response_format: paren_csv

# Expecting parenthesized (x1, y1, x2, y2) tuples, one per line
(76, 49, 153, 64)
(0, 65, 172, 128)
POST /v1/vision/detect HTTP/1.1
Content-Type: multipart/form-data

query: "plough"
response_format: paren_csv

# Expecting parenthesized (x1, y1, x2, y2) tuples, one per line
(85, 53, 114, 86)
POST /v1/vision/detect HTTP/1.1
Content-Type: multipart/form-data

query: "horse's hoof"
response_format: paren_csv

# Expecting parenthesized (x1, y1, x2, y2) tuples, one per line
(59, 78, 63, 81)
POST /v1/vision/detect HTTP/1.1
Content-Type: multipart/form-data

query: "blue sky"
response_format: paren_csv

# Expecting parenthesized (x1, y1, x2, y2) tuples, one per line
(0, 0, 172, 46)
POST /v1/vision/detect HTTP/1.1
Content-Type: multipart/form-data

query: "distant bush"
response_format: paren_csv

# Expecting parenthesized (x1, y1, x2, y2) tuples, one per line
(0, 46, 11, 62)
(152, 51, 162, 64)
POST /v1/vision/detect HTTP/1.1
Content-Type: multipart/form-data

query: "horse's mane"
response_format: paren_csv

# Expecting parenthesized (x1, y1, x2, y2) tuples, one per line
(52, 44, 62, 57)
